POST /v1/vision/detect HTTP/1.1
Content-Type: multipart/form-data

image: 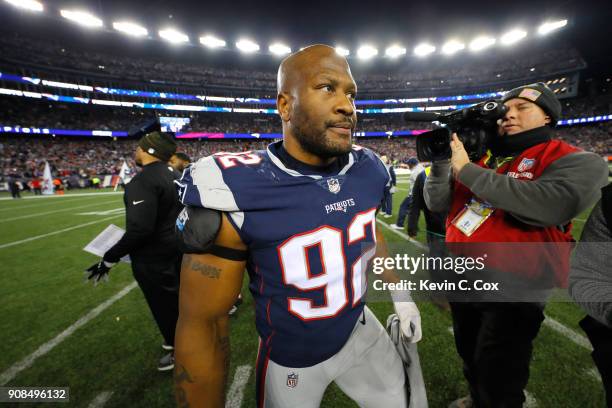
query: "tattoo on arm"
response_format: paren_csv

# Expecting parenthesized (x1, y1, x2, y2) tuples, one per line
(174, 363, 194, 408)
(184, 254, 222, 279)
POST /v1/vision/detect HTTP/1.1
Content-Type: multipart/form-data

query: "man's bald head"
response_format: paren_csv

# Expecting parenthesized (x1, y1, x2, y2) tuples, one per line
(275, 44, 357, 165)
(277, 44, 351, 94)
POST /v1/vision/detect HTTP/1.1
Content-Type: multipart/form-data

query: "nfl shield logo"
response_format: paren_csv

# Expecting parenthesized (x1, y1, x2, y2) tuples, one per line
(327, 178, 341, 194)
(287, 372, 298, 388)
(517, 158, 535, 172)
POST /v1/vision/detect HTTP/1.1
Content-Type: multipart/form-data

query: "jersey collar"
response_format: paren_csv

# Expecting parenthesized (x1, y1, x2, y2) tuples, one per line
(266, 141, 355, 180)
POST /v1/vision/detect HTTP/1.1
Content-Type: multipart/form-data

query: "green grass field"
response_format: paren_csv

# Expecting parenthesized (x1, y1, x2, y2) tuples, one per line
(0, 183, 606, 407)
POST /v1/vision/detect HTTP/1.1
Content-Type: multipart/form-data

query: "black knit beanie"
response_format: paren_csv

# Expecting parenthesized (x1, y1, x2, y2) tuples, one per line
(138, 131, 177, 161)
(501, 82, 562, 125)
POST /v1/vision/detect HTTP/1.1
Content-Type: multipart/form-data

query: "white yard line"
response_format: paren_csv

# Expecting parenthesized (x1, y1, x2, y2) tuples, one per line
(87, 391, 114, 408)
(0, 192, 122, 201)
(376, 218, 428, 250)
(0, 195, 111, 212)
(525, 391, 538, 407)
(225, 365, 252, 408)
(0, 214, 123, 250)
(0, 282, 138, 385)
(586, 367, 602, 383)
(542, 317, 593, 351)
(0, 200, 119, 223)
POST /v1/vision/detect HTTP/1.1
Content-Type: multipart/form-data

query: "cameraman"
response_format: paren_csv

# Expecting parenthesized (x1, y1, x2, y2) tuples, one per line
(424, 83, 608, 408)
(85, 131, 183, 372)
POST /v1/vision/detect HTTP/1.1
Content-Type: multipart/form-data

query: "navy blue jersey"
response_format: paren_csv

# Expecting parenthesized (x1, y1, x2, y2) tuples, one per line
(177, 141, 390, 367)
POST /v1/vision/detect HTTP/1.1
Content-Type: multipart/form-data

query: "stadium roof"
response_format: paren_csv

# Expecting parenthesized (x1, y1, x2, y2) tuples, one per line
(1, 0, 610, 77)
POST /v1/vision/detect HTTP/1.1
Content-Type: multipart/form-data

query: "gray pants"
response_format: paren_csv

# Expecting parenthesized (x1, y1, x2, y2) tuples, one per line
(258, 306, 407, 408)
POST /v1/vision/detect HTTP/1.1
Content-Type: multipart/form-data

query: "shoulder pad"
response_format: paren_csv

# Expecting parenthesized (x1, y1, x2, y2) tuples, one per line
(175, 155, 240, 211)
(175, 206, 221, 253)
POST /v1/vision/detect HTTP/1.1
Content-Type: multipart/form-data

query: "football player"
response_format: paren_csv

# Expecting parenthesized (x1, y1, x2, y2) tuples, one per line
(173, 44, 421, 407)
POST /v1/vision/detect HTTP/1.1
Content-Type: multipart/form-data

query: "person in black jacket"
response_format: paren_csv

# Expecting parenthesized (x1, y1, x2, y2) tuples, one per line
(85, 131, 183, 372)
(407, 165, 449, 310)
(569, 182, 612, 406)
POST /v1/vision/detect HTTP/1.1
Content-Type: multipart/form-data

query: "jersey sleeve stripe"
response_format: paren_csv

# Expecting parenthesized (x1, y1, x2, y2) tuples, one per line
(178, 156, 240, 211)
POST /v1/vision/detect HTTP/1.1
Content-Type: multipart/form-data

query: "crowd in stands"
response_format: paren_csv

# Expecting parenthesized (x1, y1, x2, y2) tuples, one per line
(0, 31, 586, 93)
(0, 98, 151, 131)
(561, 94, 612, 117)
(557, 122, 612, 155)
(0, 96, 425, 134)
(0, 134, 418, 187)
(2, 114, 610, 191)
(3, 93, 610, 136)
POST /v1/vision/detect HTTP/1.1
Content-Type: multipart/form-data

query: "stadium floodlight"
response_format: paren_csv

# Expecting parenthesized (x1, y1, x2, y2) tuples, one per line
(335, 46, 350, 56)
(385, 44, 406, 58)
(500, 29, 527, 45)
(469, 36, 496, 51)
(357, 45, 378, 60)
(538, 19, 567, 35)
(60, 9, 103, 28)
(442, 40, 465, 55)
(269, 43, 292, 56)
(199, 35, 226, 48)
(113, 21, 148, 37)
(4, 0, 43, 12)
(159, 28, 189, 44)
(236, 39, 260, 53)
(414, 43, 436, 57)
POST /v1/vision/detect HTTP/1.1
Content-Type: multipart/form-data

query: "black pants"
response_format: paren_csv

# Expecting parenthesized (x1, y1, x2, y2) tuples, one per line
(426, 232, 447, 282)
(580, 315, 612, 407)
(450, 301, 545, 408)
(395, 195, 413, 227)
(9, 186, 20, 198)
(132, 255, 181, 347)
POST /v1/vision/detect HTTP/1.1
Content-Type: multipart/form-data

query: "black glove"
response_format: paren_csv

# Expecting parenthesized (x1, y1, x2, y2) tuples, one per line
(85, 260, 114, 284)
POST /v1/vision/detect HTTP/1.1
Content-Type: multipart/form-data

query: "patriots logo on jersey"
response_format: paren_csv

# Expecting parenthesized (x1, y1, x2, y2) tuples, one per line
(286, 372, 299, 388)
(327, 178, 341, 194)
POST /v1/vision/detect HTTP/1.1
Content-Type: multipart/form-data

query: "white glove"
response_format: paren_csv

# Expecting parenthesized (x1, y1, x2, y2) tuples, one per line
(393, 301, 422, 343)
(389, 186, 397, 194)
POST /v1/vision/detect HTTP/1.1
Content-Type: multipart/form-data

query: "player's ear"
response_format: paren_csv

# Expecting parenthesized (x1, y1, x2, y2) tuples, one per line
(277, 92, 292, 122)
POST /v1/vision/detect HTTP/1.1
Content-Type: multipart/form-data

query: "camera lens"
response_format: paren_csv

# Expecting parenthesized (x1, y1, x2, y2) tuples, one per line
(483, 101, 497, 111)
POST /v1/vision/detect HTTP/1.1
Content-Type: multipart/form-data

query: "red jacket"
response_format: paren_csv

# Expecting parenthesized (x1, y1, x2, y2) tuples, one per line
(446, 140, 579, 287)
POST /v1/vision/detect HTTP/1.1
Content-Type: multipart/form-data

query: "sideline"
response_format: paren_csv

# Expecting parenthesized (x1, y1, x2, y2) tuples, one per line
(0, 214, 123, 249)
(0, 282, 138, 385)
